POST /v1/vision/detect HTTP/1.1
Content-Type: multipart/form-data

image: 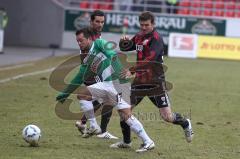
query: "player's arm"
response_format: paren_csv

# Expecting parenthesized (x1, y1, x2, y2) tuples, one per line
(56, 65, 86, 103)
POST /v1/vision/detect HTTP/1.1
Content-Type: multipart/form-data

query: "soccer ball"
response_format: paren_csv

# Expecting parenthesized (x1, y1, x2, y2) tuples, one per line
(22, 124, 41, 146)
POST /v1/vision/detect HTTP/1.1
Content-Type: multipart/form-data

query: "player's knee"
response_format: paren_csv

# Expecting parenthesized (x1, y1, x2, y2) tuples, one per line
(77, 94, 82, 100)
(118, 109, 132, 121)
(77, 94, 89, 100)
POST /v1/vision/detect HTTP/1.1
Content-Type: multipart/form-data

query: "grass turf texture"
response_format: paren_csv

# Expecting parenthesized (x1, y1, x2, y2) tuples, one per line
(0, 55, 239, 159)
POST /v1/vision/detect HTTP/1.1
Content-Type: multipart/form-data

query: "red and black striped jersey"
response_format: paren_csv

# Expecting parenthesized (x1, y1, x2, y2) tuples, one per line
(132, 29, 164, 63)
(122, 29, 165, 84)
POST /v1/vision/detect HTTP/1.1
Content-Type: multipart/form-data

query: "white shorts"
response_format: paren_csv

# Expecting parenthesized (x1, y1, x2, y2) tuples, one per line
(87, 80, 131, 110)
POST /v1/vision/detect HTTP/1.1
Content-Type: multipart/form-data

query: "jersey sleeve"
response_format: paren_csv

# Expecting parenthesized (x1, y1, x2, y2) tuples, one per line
(146, 35, 164, 61)
(61, 65, 87, 94)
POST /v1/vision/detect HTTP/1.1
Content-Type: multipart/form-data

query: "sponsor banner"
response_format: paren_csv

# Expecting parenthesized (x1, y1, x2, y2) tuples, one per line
(198, 36, 240, 60)
(168, 33, 198, 58)
(226, 19, 240, 38)
(64, 10, 226, 43)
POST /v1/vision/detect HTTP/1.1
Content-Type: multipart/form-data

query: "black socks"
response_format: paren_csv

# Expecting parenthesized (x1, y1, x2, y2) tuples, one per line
(172, 112, 189, 129)
(120, 121, 131, 144)
(100, 105, 113, 133)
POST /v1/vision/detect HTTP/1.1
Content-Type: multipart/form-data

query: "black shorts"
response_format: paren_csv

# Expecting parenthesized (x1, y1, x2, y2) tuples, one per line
(130, 82, 170, 108)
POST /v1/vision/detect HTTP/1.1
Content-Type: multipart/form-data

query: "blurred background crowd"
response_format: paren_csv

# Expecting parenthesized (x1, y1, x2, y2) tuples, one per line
(61, 0, 240, 18)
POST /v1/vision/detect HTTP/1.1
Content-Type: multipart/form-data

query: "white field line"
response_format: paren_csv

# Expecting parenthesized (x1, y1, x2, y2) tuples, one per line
(0, 63, 34, 71)
(0, 67, 55, 83)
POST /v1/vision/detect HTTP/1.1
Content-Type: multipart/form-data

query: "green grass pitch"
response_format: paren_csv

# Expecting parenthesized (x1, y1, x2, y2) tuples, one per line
(0, 55, 239, 159)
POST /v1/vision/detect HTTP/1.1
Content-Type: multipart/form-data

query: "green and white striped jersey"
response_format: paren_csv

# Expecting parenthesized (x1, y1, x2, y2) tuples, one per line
(63, 39, 129, 94)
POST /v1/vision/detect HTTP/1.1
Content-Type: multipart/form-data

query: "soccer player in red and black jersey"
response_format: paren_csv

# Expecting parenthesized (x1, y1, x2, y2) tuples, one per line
(110, 11, 194, 151)
(75, 10, 118, 139)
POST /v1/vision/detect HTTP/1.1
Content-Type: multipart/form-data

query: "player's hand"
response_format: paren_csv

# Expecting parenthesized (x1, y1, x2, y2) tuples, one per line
(129, 66, 136, 73)
(120, 35, 130, 41)
(120, 68, 134, 79)
(56, 93, 69, 103)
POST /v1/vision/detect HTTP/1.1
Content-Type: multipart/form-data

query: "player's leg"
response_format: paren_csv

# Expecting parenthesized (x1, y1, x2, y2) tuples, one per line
(76, 86, 102, 136)
(82, 81, 122, 137)
(76, 80, 103, 134)
(117, 107, 155, 153)
(119, 95, 143, 145)
(75, 100, 102, 135)
(97, 104, 118, 139)
(81, 100, 102, 124)
(149, 92, 194, 142)
(100, 105, 113, 133)
(114, 84, 145, 147)
(159, 106, 194, 143)
(109, 82, 154, 153)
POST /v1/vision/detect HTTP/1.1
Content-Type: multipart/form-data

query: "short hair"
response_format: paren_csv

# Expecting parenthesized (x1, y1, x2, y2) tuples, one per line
(91, 10, 105, 21)
(75, 27, 94, 39)
(139, 11, 155, 24)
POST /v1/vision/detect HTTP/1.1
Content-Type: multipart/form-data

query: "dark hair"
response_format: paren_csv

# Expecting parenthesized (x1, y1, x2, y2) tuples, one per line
(139, 11, 155, 24)
(75, 27, 95, 39)
(91, 10, 105, 21)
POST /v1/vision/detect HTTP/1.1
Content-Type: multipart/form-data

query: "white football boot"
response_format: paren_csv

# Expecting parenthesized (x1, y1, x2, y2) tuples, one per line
(110, 141, 132, 148)
(82, 125, 101, 138)
(135, 141, 155, 153)
(97, 131, 119, 139)
(75, 121, 87, 135)
(184, 119, 194, 143)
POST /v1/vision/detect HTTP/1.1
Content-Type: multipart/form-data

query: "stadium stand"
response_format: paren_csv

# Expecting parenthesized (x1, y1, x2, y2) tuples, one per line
(79, 0, 113, 10)
(177, 0, 240, 18)
(56, 0, 240, 18)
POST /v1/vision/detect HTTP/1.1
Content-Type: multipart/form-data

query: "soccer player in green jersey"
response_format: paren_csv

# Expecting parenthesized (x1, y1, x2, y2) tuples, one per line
(56, 27, 155, 153)
(75, 10, 118, 140)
